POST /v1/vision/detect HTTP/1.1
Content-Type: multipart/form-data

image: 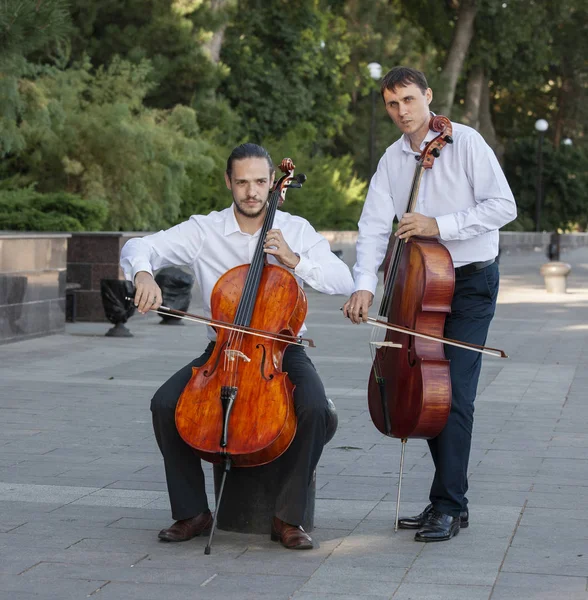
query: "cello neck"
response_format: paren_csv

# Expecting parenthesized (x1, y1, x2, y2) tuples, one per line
(232, 159, 302, 328)
(378, 162, 426, 317)
(233, 187, 281, 328)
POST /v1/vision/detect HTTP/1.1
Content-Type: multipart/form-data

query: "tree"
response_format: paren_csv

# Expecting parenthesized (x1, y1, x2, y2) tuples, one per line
(219, 0, 353, 145)
(0, 0, 71, 157)
(67, 0, 229, 109)
(2, 58, 218, 230)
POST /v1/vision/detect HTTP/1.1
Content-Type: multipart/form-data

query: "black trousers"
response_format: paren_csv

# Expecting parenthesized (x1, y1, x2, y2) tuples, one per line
(427, 262, 499, 517)
(151, 342, 328, 526)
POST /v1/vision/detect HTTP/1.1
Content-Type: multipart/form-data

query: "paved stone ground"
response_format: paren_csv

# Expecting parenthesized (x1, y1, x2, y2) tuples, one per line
(1, 247, 587, 600)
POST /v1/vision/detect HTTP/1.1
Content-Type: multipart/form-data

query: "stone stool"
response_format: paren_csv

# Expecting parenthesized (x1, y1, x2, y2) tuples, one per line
(540, 261, 572, 293)
(212, 398, 338, 534)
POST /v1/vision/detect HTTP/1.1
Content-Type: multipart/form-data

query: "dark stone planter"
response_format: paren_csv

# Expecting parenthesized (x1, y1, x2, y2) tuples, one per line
(212, 398, 338, 534)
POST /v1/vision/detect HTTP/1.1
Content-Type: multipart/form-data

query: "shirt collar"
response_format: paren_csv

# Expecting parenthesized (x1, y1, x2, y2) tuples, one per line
(224, 205, 265, 237)
(224, 205, 242, 236)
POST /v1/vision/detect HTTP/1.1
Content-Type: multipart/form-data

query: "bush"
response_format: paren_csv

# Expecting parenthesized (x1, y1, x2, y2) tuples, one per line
(0, 188, 107, 231)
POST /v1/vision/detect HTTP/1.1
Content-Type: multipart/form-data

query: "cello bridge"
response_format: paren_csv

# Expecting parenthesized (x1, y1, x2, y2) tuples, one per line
(224, 349, 251, 363)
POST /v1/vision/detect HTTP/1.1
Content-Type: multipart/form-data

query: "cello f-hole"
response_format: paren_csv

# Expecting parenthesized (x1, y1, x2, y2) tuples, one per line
(255, 343, 274, 381)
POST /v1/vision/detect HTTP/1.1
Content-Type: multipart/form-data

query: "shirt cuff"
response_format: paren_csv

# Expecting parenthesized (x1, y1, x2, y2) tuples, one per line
(436, 214, 459, 241)
(293, 255, 312, 279)
(130, 261, 154, 282)
(353, 274, 378, 296)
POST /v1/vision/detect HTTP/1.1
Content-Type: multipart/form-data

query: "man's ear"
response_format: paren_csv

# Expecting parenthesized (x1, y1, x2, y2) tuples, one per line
(426, 88, 433, 106)
(224, 172, 232, 190)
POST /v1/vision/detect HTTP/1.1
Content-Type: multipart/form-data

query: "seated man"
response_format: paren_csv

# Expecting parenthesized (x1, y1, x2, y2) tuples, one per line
(120, 143, 354, 549)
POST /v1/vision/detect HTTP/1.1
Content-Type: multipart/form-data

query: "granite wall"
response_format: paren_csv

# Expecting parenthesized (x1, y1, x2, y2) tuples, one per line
(0, 233, 70, 344)
(66, 232, 141, 321)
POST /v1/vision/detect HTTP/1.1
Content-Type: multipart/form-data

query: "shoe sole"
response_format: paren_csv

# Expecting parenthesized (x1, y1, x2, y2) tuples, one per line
(158, 527, 212, 542)
(271, 532, 313, 550)
(399, 519, 469, 530)
(414, 528, 460, 543)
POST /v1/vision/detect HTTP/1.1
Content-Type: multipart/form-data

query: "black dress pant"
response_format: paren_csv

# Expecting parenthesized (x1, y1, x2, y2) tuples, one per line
(427, 262, 499, 517)
(151, 342, 328, 526)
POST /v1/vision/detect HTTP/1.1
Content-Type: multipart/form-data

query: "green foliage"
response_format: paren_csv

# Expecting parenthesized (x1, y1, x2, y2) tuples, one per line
(220, 0, 353, 145)
(1, 0, 587, 234)
(2, 59, 216, 231)
(0, 187, 107, 231)
(0, 0, 73, 161)
(67, 0, 228, 108)
(504, 138, 588, 232)
(265, 123, 366, 230)
(0, 0, 71, 63)
(331, 0, 439, 179)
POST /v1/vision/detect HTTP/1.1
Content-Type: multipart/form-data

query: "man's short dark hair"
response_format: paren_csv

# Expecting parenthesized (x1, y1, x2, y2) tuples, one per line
(380, 66, 429, 98)
(226, 143, 274, 179)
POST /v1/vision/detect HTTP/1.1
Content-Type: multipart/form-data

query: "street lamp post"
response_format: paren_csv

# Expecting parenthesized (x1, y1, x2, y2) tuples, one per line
(534, 119, 548, 232)
(368, 62, 382, 176)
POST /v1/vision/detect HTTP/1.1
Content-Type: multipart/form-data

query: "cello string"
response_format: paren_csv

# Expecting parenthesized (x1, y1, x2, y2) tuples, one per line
(372, 161, 423, 380)
(229, 185, 281, 389)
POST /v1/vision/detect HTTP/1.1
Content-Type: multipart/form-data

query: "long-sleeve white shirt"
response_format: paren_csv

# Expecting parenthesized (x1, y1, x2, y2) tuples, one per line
(120, 206, 354, 338)
(353, 121, 517, 295)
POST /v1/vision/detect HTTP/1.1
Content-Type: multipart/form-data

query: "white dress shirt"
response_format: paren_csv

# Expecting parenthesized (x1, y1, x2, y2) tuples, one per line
(120, 206, 354, 338)
(353, 121, 517, 295)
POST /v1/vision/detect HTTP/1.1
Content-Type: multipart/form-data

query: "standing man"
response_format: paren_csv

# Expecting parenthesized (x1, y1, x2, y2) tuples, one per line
(344, 66, 516, 542)
(121, 143, 354, 550)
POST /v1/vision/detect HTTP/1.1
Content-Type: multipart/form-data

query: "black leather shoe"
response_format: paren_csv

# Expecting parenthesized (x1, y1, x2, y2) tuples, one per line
(414, 509, 460, 542)
(398, 503, 469, 529)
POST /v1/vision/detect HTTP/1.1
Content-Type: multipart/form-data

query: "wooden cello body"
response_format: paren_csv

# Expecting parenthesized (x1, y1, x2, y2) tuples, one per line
(368, 236, 454, 438)
(368, 115, 455, 440)
(174, 159, 306, 470)
(175, 262, 306, 466)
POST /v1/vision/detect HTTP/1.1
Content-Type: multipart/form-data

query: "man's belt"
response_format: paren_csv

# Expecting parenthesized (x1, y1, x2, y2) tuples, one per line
(454, 258, 495, 278)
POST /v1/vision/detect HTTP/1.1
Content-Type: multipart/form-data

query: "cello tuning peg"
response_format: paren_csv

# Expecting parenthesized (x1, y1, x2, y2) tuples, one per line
(288, 173, 307, 188)
(431, 148, 440, 158)
(444, 135, 454, 144)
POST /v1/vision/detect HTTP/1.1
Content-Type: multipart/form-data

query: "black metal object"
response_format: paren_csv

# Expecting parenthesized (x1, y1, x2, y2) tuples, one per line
(100, 279, 136, 337)
(65, 283, 81, 323)
(535, 131, 545, 232)
(154, 267, 194, 324)
(547, 232, 561, 261)
(205, 456, 231, 555)
(211, 398, 338, 534)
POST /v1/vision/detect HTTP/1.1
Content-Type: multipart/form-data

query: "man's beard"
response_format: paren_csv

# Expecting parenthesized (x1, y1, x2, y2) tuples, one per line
(233, 197, 268, 219)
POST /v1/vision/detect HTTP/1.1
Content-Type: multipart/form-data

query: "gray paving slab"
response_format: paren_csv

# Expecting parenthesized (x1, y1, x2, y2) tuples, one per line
(1, 247, 588, 598)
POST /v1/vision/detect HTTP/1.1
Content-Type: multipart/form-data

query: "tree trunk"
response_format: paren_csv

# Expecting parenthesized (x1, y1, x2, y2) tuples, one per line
(462, 63, 484, 129)
(202, 0, 231, 64)
(478, 74, 504, 163)
(553, 74, 573, 148)
(437, 0, 478, 116)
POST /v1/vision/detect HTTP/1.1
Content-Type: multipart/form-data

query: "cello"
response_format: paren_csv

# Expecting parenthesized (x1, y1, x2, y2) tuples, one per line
(368, 115, 455, 441)
(174, 158, 307, 553)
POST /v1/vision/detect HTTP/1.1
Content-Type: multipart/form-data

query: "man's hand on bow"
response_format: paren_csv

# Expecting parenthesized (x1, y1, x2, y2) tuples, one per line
(134, 271, 163, 314)
(395, 212, 440, 240)
(343, 290, 374, 324)
(264, 229, 300, 269)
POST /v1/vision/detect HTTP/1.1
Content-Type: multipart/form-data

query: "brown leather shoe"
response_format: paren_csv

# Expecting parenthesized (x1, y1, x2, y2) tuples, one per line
(158, 511, 213, 542)
(271, 516, 313, 550)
